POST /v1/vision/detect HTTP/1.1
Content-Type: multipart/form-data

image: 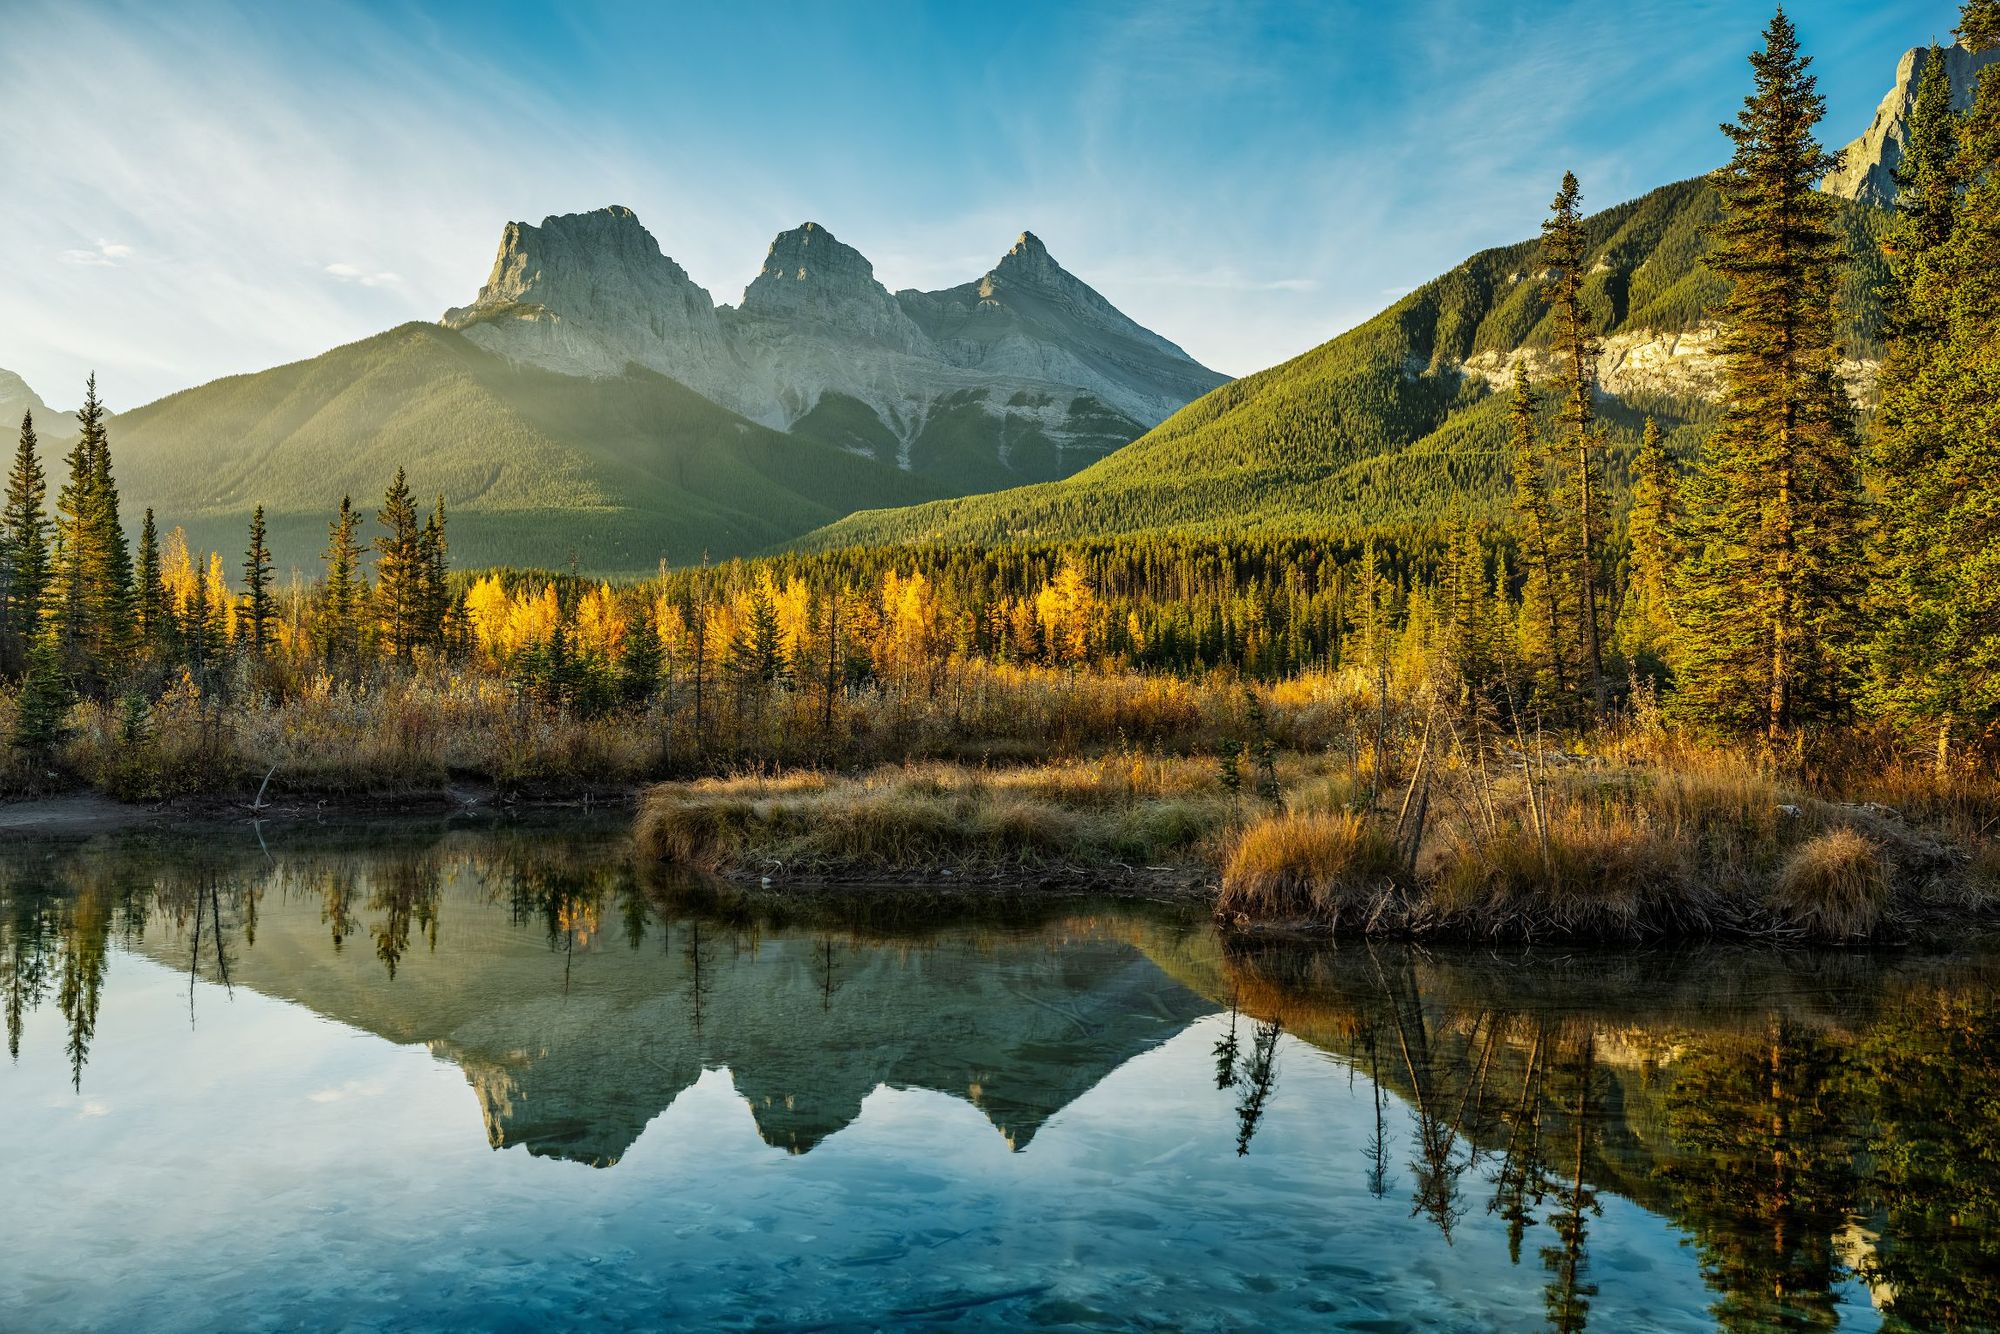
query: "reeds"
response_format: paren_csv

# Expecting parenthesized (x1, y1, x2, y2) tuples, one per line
(637, 757, 1235, 878)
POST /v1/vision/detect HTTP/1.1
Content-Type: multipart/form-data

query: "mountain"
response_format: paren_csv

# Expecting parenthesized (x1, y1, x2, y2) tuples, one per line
(1824, 41, 1999, 207)
(805, 178, 1890, 551)
(0, 367, 54, 430)
(80, 208, 1221, 572)
(446, 207, 1228, 492)
(116, 848, 1212, 1167)
(103, 322, 948, 572)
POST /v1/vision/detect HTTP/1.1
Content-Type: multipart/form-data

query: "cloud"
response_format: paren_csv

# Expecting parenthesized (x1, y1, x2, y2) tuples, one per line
(308, 1079, 385, 1104)
(324, 262, 403, 288)
(56, 239, 133, 267)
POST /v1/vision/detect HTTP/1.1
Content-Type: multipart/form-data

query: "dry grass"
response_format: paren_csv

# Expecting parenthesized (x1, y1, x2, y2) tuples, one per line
(637, 758, 1237, 877)
(1770, 827, 1891, 942)
(1217, 812, 1403, 925)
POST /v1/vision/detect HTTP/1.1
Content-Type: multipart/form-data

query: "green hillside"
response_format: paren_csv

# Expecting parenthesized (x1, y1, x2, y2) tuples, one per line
(103, 323, 949, 573)
(803, 179, 1888, 551)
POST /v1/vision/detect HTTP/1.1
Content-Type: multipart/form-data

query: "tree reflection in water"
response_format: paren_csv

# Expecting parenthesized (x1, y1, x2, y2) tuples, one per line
(3, 826, 2000, 1330)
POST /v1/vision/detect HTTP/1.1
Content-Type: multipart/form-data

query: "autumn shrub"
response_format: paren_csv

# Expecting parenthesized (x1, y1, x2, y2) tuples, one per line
(1770, 827, 1891, 941)
(1217, 812, 1403, 924)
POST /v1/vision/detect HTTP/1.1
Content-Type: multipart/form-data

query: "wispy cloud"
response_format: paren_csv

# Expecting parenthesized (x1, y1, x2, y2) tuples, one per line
(57, 239, 134, 267)
(324, 263, 403, 288)
(0, 0, 1959, 401)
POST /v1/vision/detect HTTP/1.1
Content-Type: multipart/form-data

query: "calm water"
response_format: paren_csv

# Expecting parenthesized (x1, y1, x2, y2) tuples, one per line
(4, 819, 1999, 1332)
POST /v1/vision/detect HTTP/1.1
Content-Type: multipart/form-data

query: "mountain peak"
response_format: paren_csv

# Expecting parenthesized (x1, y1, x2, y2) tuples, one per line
(0, 368, 52, 426)
(752, 221, 877, 288)
(738, 222, 926, 350)
(1824, 41, 1999, 206)
(993, 230, 1061, 282)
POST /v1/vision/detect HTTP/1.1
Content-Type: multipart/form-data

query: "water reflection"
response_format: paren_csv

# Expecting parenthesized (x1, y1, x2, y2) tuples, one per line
(4, 820, 2000, 1330)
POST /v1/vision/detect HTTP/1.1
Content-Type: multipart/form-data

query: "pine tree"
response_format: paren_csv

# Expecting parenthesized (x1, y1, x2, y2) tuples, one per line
(619, 609, 662, 704)
(1, 412, 50, 673)
(12, 630, 72, 765)
(1542, 172, 1610, 711)
(322, 495, 367, 669)
(373, 468, 421, 660)
(134, 508, 165, 655)
(1508, 363, 1570, 697)
(241, 505, 274, 655)
(1869, 10, 2000, 758)
(731, 581, 786, 686)
(1618, 419, 1680, 676)
(1672, 11, 1863, 737)
(83, 387, 134, 668)
(417, 493, 449, 651)
(49, 376, 134, 685)
(51, 390, 94, 664)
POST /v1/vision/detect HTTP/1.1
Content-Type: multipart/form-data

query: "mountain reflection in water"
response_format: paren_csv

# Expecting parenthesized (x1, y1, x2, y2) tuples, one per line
(4, 817, 1999, 1331)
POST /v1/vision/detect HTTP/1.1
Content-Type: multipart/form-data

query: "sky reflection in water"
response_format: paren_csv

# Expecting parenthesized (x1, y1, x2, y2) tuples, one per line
(4, 818, 1998, 1331)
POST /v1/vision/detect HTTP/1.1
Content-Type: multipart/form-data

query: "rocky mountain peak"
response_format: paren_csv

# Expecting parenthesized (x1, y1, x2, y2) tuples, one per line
(439, 204, 743, 411)
(1824, 41, 1999, 206)
(738, 222, 928, 351)
(444, 205, 712, 324)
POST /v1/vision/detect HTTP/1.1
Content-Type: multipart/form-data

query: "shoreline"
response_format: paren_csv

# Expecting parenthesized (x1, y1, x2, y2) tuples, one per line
(0, 784, 645, 840)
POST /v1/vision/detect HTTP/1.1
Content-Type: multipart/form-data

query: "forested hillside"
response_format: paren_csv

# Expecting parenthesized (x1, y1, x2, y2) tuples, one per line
(100, 322, 948, 572)
(807, 178, 1888, 551)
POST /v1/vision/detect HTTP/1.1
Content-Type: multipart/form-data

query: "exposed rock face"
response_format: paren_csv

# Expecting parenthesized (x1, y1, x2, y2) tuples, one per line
(898, 231, 1227, 428)
(0, 368, 53, 428)
(441, 205, 748, 415)
(1459, 323, 1880, 408)
(444, 210, 1228, 482)
(1823, 42, 1999, 207)
(738, 222, 930, 353)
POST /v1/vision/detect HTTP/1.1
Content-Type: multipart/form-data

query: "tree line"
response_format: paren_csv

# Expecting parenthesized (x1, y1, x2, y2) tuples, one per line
(6, 6, 1997, 773)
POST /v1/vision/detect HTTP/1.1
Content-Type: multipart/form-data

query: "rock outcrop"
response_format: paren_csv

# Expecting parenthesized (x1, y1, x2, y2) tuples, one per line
(441, 205, 748, 415)
(1823, 42, 1999, 207)
(443, 209, 1228, 485)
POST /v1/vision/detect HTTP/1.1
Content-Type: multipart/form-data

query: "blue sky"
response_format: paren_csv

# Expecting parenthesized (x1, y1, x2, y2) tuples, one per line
(0, 0, 1964, 409)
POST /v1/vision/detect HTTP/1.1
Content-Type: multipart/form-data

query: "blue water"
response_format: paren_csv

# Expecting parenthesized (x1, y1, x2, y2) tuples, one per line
(3, 821, 1991, 1330)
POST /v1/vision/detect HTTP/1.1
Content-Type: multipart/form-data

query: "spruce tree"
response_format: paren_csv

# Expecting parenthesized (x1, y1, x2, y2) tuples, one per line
(1617, 419, 1680, 677)
(83, 387, 134, 668)
(1542, 171, 1610, 711)
(242, 506, 274, 655)
(620, 610, 662, 704)
(1508, 363, 1570, 697)
(373, 469, 421, 660)
(134, 508, 165, 655)
(1869, 4, 2000, 754)
(2, 412, 50, 673)
(1671, 11, 1863, 737)
(322, 495, 366, 669)
(420, 494, 450, 650)
(51, 390, 94, 664)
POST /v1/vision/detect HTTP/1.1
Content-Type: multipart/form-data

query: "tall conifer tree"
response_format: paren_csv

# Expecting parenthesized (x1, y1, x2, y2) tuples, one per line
(1508, 363, 1570, 697)
(1672, 11, 1863, 736)
(134, 508, 165, 654)
(242, 506, 274, 655)
(1541, 172, 1609, 711)
(323, 495, 367, 669)
(1869, 4, 2000, 755)
(373, 469, 421, 660)
(1617, 418, 1680, 676)
(2, 412, 50, 673)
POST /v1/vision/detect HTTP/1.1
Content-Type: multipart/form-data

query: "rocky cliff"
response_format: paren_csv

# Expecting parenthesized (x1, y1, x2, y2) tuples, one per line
(1823, 41, 1999, 207)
